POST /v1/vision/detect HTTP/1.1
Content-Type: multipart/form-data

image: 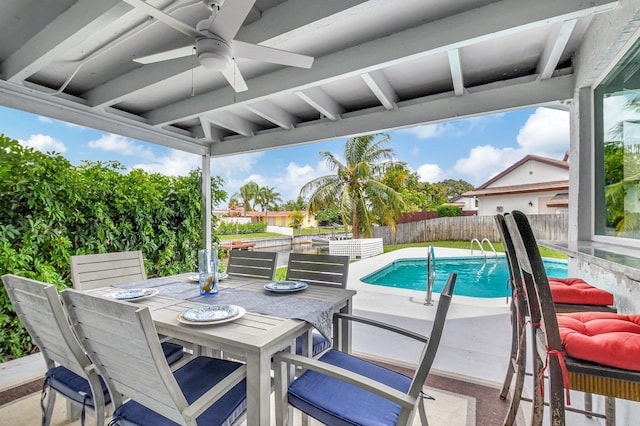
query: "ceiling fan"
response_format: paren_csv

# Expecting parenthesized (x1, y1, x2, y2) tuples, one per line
(123, 0, 314, 92)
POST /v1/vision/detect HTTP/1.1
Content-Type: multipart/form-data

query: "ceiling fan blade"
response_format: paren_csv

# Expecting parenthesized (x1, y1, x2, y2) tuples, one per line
(221, 62, 248, 92)
(134, 45, 195, 64)
(233, 41, 314, 69)
(208, 0, 256, 41)
(122, 0, 201, 39)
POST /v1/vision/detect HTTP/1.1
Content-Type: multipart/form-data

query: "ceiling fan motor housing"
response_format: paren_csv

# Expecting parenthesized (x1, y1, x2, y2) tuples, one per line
(196, 36, 232, 70)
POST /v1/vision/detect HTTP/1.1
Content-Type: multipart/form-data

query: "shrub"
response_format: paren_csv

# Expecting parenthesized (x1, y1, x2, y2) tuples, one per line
(0, 134, 226, 361)
(436, 205, 462, 217)
(217, 221, 267, 235)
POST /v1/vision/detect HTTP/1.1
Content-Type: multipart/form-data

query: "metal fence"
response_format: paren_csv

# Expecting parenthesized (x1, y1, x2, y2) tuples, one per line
(373, 214, 568, 245)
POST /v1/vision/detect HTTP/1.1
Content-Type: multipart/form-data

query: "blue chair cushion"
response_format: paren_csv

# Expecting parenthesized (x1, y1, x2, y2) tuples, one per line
(45, 366, 111, 407)
(111, 356, 246, 426)
(288, 349, 412, 426)
(295, 332, 331, 356)
(161, 341, 184, 365)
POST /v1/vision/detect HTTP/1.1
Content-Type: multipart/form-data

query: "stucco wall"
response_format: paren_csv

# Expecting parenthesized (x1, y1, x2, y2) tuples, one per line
(488, 160, 568, 187)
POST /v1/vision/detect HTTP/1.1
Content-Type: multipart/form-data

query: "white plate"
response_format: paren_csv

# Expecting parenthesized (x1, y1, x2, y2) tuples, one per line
(104, 288, 158, 301)
(188, 273, 228, 282)
(177, 305, 245, 325)
(263, 281, 308, 293)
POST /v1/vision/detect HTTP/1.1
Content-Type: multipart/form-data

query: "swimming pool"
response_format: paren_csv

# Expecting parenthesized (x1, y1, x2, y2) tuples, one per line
(361, 256, 568, 298)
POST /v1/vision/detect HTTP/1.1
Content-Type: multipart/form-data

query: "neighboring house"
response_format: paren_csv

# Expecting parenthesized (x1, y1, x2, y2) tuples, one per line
(462, 154, 569, 216)
(447, 196, 478, 215)
(214, 209, 318, 228)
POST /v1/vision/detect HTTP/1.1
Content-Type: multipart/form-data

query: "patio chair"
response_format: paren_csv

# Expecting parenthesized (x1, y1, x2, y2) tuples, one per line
(60, 289, 248, 426)
(70, 250, 147, 290)
(505, 210, 640, 426)
(273, 272, 457, 426)
(70, 251, 184, 365)
(285, 253, 350, 356)
(1, 274, 111, 426)
(226, 249, 277, 280)
(494, 214, 617, 425)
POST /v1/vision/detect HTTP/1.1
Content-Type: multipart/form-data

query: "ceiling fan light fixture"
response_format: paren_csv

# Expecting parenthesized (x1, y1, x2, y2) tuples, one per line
(196, 37, 231, 70)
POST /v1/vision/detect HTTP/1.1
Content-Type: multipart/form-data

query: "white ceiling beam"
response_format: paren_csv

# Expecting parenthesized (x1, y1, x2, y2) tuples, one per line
(361, 71, 398, 110)
(205, 111, 258, 137)
(84, 0, 366, 108)
(148, 0, 617, 126)
(295, 88, 343, 121)
(0, 80, 204, 154)
(1, 0, 126, 83)
(199, 117, 224, 142)
(85, 57, 195, 108)
(209, 73, 575, 156)
(245, 101, 298, 130)
(448, 49, 465, 96)
(537, 19, 578, 80)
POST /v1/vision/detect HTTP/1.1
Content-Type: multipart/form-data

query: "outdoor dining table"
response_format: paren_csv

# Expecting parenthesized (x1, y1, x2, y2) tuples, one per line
(86, 273, 356, 426)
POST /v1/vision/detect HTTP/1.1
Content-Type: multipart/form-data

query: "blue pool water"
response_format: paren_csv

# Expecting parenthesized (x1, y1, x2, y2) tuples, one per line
(361, 256, 568, 298)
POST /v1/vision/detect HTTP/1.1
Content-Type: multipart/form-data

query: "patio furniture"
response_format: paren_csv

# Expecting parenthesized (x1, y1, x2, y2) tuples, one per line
(494, 214, 617, 425)
(70, 251, 147, 290)
(1, 274, 111, 426)
(505, 210, 640, 426)
(272, 272, 457, 426)
(60, 289, 248, 426)
(70, 251, 184, 365)
(226, 250, 277, 280)
(285, 253, 350, 356)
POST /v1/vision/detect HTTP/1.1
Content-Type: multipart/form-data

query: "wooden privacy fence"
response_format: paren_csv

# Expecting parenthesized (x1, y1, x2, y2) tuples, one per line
(374, 214, 568, 245)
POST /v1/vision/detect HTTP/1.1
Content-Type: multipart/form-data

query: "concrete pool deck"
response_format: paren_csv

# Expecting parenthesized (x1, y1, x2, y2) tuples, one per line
(347, 247, 513, 386)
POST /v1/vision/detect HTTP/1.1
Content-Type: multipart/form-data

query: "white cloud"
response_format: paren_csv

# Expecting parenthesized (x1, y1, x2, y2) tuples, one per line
(453, 108, 569, 185)
(18, 134, 66, 153)
(211, 152, 264, 178)
(416, 163, 443, 182)
(515, 107, 569, 158)
(132, 149, 199, 176)
(88, 134, 155, 158)
(400, 123, 451, 139)
(454, 145, 520, 184)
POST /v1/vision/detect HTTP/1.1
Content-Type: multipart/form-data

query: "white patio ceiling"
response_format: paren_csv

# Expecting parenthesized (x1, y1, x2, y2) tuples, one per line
(0, 0, 619, 158)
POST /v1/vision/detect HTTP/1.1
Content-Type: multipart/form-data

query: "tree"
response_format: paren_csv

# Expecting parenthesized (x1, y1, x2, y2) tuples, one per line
(434, 179, 475, 200)
(255, 186, 282, 221)
(299, 134, 407, 238)
(237, 181, 259, 216)
(282, 196, 307, 211)
(289, 211, 305, 231)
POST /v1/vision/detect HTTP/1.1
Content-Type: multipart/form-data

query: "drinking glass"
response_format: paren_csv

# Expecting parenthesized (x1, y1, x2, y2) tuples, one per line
(198, 247, 218, 296)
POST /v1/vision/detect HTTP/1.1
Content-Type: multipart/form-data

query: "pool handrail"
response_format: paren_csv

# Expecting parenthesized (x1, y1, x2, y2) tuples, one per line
(425, 245, 436, 305)
(470, 238, 498, 258)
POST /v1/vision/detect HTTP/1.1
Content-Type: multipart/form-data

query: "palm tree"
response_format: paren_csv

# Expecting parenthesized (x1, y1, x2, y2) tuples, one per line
(299, 134, 407, 238)
(256, 186, 282, 222)
(237, 181, 259, 216)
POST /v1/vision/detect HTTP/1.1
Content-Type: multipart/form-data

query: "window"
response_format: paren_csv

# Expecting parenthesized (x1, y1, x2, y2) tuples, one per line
(594, 38, 640, 240)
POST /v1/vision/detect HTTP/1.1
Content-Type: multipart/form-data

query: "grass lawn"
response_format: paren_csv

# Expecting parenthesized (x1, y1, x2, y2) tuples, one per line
(383, 240, 567, 260)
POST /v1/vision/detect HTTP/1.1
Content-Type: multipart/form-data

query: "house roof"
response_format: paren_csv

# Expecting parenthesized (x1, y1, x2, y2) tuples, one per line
(463, 180, 569, 197)
(472, 154, 569, 191)
(0, 1, 618, 158)
(546, 192, 569, 207)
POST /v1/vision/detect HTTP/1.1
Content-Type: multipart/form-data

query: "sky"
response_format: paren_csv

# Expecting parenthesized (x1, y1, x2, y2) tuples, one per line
(1, 105, 570, 207)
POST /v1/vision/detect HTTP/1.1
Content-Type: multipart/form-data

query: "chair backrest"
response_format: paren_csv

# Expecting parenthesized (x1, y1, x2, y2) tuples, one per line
(504, 210, 567, 421)
(1, 275, 106, 406)
(405, 272, 456, 413)
(70, 251, 147, 290)
(60, 289, 191, 423)
(226, 250, 277, 280)
(285, 253, 349, 288)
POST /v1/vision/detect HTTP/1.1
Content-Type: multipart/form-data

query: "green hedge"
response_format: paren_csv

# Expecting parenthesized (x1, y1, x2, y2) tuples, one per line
(436, 205, 462, 217)
(0, 135, 225, 361)
(217, 221, 267, 235)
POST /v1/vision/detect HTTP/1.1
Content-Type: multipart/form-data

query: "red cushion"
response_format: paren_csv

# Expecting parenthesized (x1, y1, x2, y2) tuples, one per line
(558, 312, 640, 371)
(548, 277, 614, 306)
